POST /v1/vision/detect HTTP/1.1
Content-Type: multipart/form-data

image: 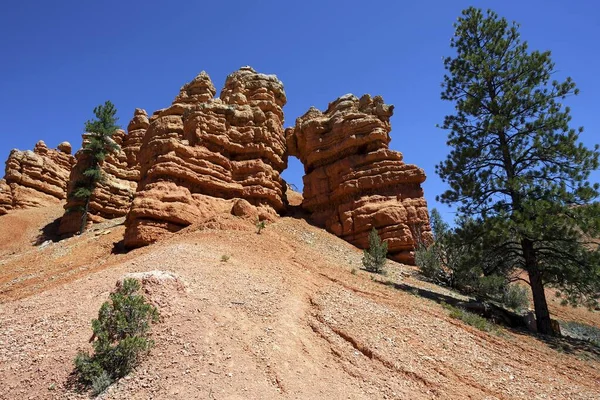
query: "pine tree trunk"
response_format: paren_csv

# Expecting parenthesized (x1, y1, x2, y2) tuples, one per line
(79, 196, 90, 235)
(522, 238, 553, 335)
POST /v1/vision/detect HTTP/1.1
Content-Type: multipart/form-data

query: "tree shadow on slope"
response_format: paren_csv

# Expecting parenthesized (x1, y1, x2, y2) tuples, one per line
(63, 370, 87, 395)
(379, 280, 529, 329)
(534, 331, 600, 362)
(34, 217, 63, 245)
(379, 280, 600, 361)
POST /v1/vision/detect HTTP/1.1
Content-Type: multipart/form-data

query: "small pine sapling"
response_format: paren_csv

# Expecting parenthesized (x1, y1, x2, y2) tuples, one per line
(256, 218, 266, 234)
(362, 227, 388, 274)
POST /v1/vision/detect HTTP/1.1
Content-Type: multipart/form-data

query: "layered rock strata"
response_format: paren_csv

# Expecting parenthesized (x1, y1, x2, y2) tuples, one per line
(123, 67, 288, 248)
(0, 141, 75, 214)
(0, 179, 13, 215)
(58, 110, 148, 235)
(286, 94, 431, 264)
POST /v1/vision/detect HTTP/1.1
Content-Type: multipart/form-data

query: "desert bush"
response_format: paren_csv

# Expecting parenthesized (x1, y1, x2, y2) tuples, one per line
(256, 219, 266, 234)
(362, 228, 388, 274)
(74, 278, 159, 394)
(416, 209, 531, 311)
(501, 284, 530, 311)
(561, 321, 600, 347)
(443, 304, 498, 333)
(220, 254, 230, 262)
(414, 243, 444, 281)
(91, 371, 112, 396)
(414, 209, 479, 289)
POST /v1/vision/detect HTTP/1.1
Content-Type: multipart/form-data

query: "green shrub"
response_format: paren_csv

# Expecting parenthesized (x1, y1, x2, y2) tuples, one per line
(416, 209, 531, 311)
(501, 284, 530, 311)
(91, 371, 112, 396)
(256, 219, 266, 234)
(475, 275, 506, 299)
(362, 228, 388, 274)
(74, 278, 159, 393)
(220, 254, 230, 262)
(444, 304, 498, 333)
(414, 244, 444, 281)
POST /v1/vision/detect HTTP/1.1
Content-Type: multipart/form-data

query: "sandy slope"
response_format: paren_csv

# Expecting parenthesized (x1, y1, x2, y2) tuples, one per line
(0, 206, 599, 399)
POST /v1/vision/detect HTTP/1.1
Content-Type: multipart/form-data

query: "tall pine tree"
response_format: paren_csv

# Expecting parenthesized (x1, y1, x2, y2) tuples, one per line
(437, 7, 600, 334)
(71, 101, 120, 234)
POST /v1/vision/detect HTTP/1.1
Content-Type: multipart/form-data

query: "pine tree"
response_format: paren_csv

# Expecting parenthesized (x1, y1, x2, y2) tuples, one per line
(362, 228, 388, 274)
(437, 7, 600, 334)
(72, 101, 120, 234)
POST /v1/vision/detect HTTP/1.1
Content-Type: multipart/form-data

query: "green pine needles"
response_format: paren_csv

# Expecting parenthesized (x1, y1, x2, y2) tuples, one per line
(362, 228, 388, 274)
(74, 278, 159, 395)
(71, 100, 120, 234)
(256, 218, 266, 234)
(437, 7, 600, 334)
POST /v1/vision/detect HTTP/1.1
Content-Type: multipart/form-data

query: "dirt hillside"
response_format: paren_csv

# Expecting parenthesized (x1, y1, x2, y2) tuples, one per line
(0, 205, 599, 399)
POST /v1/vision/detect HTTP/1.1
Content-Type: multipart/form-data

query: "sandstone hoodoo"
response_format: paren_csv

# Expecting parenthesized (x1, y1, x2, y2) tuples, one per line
(0, 140, 75, 214)
(58, 110, 147, 235)
(286, 94, 431, 264)
(123, 67, 288, 248)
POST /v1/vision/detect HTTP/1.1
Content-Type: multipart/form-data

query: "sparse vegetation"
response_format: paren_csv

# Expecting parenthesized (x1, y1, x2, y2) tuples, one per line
(501, 284, 529, 311)
(256, 219, 266, 234)
(561, 321, 600, 347)
(74, 278, 159, 395)
(350, 268, 357, 275)
(415, 209, 530, 311)
(443, 303, 498, 333)
(221, 254, 230, 262)
(362, 227, 388, 274)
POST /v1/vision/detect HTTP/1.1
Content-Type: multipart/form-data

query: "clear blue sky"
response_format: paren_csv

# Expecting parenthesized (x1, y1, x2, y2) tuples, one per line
(1, 0, 598, 221)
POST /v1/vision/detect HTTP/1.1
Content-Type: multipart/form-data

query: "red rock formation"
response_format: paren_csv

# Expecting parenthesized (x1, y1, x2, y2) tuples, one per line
(0, 141, 75, 213)
(124, 67, 287, 248)
(0, 179, 12, 215)
(286, 94, 431, 264)
(124, 108, 149, 171)
(58, 110, 147, 235)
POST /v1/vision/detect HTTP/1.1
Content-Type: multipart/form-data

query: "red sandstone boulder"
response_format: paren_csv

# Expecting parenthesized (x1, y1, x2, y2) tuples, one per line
(286, 94, 431, 264)
(123, 67, 287, 248)
(231, 198, 256, 219)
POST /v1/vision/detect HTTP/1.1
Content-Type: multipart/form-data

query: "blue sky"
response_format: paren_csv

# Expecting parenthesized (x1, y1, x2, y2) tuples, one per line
(1, 0, 598, 222)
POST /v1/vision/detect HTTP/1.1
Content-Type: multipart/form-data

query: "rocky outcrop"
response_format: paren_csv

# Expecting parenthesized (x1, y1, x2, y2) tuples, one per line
(58, 110, 147, 235)
(124, 67, 287, 248)
(0, 179, 12, 215)
(0, 141, 74, 213)
(124, 108, 149, 170)
(286, 94, 431, 264)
